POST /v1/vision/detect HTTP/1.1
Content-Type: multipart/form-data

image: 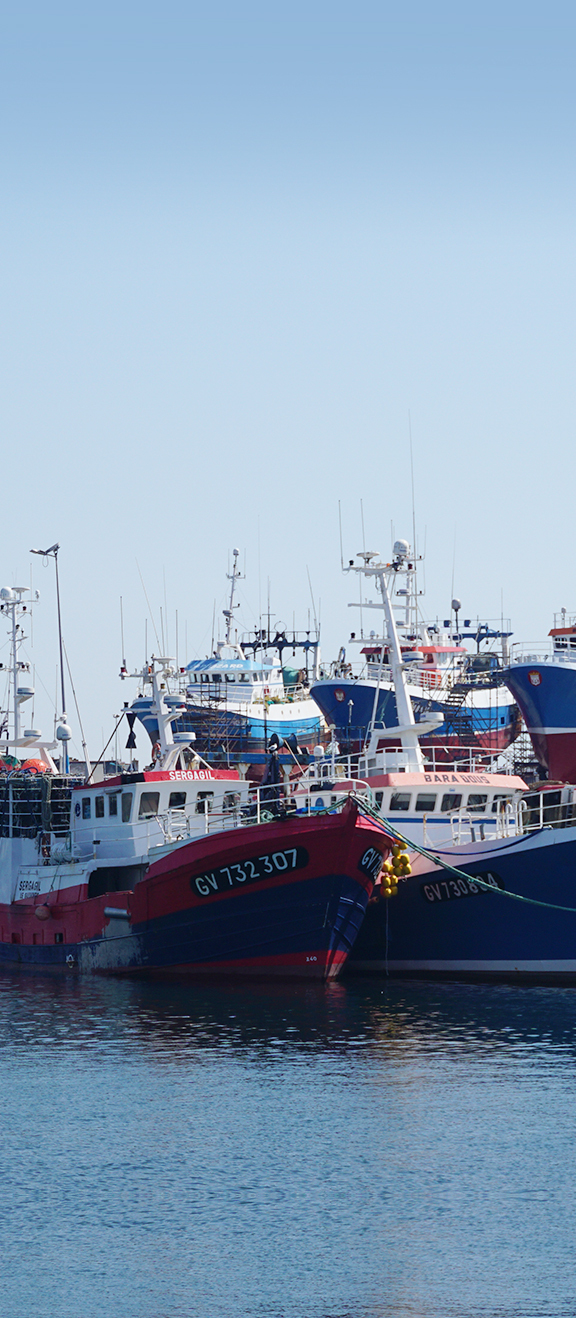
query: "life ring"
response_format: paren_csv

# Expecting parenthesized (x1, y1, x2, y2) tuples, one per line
(151, 741, 161, 763)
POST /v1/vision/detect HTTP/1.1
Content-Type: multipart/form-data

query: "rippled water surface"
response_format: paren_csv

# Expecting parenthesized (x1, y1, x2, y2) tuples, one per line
(2, 972, 576, 1318)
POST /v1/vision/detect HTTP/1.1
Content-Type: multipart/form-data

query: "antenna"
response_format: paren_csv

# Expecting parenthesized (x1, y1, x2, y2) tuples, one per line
(136, 561, 161, 651)
(163, 567, 169, 654)
(409, 411, 417, 556)
(451, 528, 457, 621)
(120, 596, 126, 672)
(306, 566, 319, 634)
(338, 501, 344, 570)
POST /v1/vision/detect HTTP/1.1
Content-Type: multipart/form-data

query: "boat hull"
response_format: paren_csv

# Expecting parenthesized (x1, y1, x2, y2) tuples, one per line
(310, 677, 519, 751)
(349, 826, 576, 982)
(0, 803, 387, 980)
(504, 661, 576, 782)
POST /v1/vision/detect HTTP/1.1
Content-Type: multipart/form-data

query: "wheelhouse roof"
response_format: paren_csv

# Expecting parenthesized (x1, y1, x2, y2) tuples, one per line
(186, 657, 281, 673)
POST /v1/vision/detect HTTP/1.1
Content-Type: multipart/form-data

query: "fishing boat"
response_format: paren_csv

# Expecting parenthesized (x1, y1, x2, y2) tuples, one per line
(301, 548, 576, 982)
(130, 550, 327, 777)
(504, 611, 576, 783)
(0, 576, 391, 979)
(310, 541, 520, 756)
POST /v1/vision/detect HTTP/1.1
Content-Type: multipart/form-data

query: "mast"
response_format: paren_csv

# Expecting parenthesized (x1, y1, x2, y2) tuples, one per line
(223, 548, 243, 645)
(31, 544, 70, 773)
(346, 544, 427, 771)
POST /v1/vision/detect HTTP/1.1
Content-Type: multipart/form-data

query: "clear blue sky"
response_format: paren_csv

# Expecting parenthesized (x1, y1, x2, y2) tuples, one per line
(1, 1, 575, 756)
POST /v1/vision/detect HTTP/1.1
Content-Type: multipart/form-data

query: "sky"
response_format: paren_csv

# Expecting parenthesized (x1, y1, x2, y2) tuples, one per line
(1, 0, 576, 761)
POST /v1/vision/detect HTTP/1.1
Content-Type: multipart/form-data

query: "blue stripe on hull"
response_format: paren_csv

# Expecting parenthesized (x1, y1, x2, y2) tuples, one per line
(505, 663, 576, 734)
(133, 704, 323, 746)
(311, 680, 515, 740)
(350, 833, 576, 978)
(0, 875, 369, 977)
(131, 873, 368, 973)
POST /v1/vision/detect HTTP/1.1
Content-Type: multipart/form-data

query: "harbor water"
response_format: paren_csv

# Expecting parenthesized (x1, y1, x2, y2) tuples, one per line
(2, 973, 576, 1318)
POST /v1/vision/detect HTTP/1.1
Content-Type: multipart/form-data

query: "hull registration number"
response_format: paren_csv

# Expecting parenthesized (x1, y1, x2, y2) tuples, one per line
(192, 846, 309, 897)
(421, 872, 504, 903)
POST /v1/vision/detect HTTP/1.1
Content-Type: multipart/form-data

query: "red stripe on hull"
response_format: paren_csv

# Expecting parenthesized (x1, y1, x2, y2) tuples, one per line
(107, 949, 349, 980)
(530, 731, 576, 784)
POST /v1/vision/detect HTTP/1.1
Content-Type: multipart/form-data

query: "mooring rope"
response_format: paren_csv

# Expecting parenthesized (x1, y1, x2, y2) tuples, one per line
(352, 793, 576, 916)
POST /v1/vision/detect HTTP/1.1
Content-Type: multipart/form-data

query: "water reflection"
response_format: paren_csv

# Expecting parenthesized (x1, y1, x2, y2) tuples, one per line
(1, 972, 576, 1318)
(3, 971, 576, 1063)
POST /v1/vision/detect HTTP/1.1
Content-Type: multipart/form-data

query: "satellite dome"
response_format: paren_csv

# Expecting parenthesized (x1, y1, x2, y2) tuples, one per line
(0, 588, 14, 602)
(393, 539, 410, 559)
(452, 598, 462, 612)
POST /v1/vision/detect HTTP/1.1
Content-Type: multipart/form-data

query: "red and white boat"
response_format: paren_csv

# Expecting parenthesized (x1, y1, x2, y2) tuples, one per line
(0, 602, 391, 978)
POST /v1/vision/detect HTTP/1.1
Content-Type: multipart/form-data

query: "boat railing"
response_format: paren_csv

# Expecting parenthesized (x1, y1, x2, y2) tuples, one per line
(156, 782, 366, 839)
(352, 740, 518, 776)
(509, 644, 554, 665)
(518, 794, 576, 832)
(444, 805, 520, 846)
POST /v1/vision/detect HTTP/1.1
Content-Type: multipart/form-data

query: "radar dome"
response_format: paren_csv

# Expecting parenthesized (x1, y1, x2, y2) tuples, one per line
(393, 539, 410, 559)
(0, 588, 14, 602)
(451, 598, 462, 612)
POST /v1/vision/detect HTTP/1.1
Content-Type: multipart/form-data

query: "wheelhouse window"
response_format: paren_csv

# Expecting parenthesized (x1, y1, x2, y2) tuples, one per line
(108, 795, 118, 817)
(223, 791, 241, 811)
(196, 791, 214, 814)
(95, 797, 104, 819)
(492, 794, 511, 813)
(138, 791, 160, 819)
(441, 793, 462, 812)
(375, 791, 384, 809)
(390, 792, 411, 811)
(121, 792, 133, 823)
(467, 794, 488, 812)
(225, 674, 235, 683)
(415, 793, 437, 812)
(82, 798, 91, 820)
(168, 791, 186, 810)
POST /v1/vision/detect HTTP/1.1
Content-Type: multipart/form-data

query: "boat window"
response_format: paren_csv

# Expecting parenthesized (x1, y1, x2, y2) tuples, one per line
(212, 674, 221, 683)
(239, 674, 248, 683)
(82, 798, 91, 820)
(375, 791, 384, 809)
(168, 791, 186, 810)
(441, 793, 462, 812)
(467, 793, 488, 812)
(139, 791, 160, 819)
(415, 793, 437, 812)
(95, 796, 104, 819)
(492, 794, 511, 813)
(390, 792, 411, 811)
(121, 792, 133, 823)
(223, 791, 241, 811)
(196, 791, 214, 814)
(108, 795, 118, 817)
(225, 674, 235, 683)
